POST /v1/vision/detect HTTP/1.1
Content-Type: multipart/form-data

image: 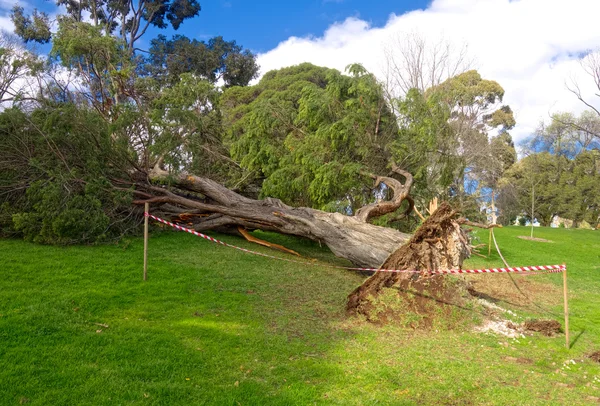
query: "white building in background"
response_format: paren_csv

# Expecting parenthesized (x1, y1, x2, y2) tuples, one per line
(514, 215, 540, 227)
(551, 216, 594, 229)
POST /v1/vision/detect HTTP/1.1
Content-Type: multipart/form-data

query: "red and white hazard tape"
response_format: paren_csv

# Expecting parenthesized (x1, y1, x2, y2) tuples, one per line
(145, 213, 565, 275)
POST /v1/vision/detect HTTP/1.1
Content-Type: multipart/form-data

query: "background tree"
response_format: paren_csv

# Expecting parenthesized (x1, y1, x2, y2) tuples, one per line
(425, 70, 516, 219)
(498, 152, 583, 231)
(568, 49, 600, 142)
(530, 111, 600, 157)
(382, 32, 473, 99)
(146, 35, 259, 87)
(556, 150, 600, 228)
(390, 87, 459, 212)
(10, 6, 51, 44)
(481, 131, 517, 224)
(13, 0, 201, 52)
(0, 31, 43, 104)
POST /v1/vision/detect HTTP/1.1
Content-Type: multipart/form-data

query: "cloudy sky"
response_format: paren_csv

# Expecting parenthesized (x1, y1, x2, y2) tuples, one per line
(256, 0, 600, 143)
(3, 0, 600, 143)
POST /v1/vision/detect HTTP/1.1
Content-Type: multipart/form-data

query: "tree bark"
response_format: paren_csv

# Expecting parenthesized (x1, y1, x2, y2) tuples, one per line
(135, 167, 415, 268)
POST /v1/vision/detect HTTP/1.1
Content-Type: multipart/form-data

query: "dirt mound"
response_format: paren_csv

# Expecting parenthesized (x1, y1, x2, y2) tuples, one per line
(517, 236, 553, 243)
(589, 351, 600, 363)
(523, 319, 562, 336)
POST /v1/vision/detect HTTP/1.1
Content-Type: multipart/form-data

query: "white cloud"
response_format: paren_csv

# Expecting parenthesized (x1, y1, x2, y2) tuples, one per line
(0, 16, 14, 32)
(256, 0, 600, 143)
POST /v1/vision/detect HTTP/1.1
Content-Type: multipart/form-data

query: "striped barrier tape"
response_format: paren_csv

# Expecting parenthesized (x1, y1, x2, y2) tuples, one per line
(145, 212, 565, 275)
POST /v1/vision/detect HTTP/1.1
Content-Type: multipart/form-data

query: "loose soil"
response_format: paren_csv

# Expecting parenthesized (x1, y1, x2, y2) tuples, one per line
(523, 319, 562, 336)
(589, 351, 600, 363)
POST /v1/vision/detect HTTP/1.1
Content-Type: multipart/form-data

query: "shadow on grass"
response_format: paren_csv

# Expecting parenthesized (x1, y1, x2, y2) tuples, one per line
(569, 328, 585, 349)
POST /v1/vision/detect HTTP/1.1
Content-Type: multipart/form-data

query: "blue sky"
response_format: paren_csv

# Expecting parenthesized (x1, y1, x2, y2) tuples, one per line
(146, 0, 430, 53)
(8, 0, 430, 52)
(3, 0, 600, 143)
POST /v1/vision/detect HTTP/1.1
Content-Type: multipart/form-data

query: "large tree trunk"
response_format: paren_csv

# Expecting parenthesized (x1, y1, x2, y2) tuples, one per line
(134, 165, 417, 268)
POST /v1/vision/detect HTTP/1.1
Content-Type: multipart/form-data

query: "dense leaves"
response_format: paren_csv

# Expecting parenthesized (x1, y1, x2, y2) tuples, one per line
(498, 151, 600, 227)
(223, 63, 398, 210)
(146, 35, 259, 87)
(0, 105, 134, 243)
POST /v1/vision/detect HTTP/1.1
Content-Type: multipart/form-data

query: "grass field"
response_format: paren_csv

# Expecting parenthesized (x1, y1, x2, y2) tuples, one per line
(1, 225, 599, 405)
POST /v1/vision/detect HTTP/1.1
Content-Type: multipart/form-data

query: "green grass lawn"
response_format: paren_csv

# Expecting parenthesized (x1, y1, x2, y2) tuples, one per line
(1, 226, 599, 405)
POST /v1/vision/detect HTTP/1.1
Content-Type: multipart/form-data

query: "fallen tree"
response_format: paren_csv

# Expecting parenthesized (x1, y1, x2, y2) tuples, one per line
(132, 162, 471, 293)
(133, 164, 421, 268)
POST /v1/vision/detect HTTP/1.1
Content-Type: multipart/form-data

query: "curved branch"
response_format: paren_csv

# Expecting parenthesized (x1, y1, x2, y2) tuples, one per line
(354, 165, 414, 223)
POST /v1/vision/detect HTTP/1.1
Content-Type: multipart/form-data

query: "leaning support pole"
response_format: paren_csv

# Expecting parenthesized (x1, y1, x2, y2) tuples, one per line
(563, 263, 569, 349)
(143, 202, 149, 281)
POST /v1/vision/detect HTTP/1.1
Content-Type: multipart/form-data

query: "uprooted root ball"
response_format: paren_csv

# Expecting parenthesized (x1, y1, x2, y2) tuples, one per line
(347, 202, 474, 327)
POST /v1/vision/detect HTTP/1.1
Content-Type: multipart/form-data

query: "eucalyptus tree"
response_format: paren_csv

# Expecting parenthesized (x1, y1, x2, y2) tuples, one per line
(0, 32, 44, 104)
(530, 111, 600, 157)
(424, 70, 516, 217)
(146, 35, 259, 87)
(13, 0, 201, 52)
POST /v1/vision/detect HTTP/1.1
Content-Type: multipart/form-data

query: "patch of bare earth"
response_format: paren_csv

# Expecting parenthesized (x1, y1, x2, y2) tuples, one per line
(474, 319, 523, 338)
(589, 351, 600, 363)
(523, 319, 562, 336)
(465, 273, 561, 311)
(474, 316, 562, 338)
(517, 236, 553, 243)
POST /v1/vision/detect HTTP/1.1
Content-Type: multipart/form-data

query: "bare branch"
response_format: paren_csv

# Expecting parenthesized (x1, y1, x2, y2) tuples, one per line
(354, 165, 414, 223)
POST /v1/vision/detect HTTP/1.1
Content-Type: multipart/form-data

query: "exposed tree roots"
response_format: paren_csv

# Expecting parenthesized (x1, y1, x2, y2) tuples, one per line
(346, 202, 471, 322)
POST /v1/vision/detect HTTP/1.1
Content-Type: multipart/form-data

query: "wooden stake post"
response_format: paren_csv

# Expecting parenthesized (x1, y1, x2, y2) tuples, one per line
(143, 202, 149, 281)
(563, 263, 569, 349)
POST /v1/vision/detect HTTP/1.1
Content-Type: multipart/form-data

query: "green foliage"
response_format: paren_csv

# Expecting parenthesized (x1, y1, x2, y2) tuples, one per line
(147, 35, 259, 87)
(148, 73, 236, 182)
(51, 20, 123, 70)
(0, 34, 44, 103)
(223, 63, 398, 210)
(557, 150, 600, 227)
(10, 6, 51, 44)
(528, 110, 600, 157)
(0, 105, 134, 243)
(499, 151, 600, 227)
(14, 0, 200, 50)
(392, 88, 459, 204)
(12, 181, 111, 244)
(431, 70, 514, 132)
